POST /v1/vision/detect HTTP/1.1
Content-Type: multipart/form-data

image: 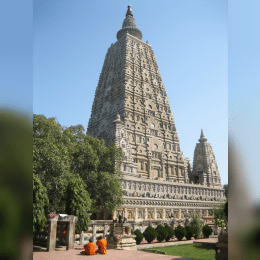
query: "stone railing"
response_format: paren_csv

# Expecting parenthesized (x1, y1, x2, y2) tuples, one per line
(84, 217, 215, 244)
(122, 179, 226, 203)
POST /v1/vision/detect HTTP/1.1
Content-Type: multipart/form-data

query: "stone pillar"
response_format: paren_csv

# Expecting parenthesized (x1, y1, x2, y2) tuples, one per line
(124, 208, 128, 219)
(109, 224, 114, 237)
(206, 210, 209, 217)
(161, 161, 165, 179)
(113, 210, 117, 220)
(92, 225, 97, 244)
(144, 208, 148, 220)
(162, 209, 166, 220)
(154, 208, 157, 220)
(79, 231, 85, 245)
(215, 223, 219, 235)
(66, 221, 75, 250)
(178, 209, 181, 219)
(47, 219, 57, 252)
(148, 158, 152, 178)
(127, 225, 131, 235)
(171, 221, 176, 232)
(135, 208, 138, 221)
(103, 225, 108, 239)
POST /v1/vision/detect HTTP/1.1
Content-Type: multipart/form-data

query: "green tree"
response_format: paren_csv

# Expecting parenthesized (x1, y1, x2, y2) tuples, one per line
(133, 229, 144, 245)
(65, 174, 92, 232)
(202, 225, 213, 238)
(212, 202, 228, 223)
(175, 225, 187, 241)
(143, 225, 158, 243)
(155, 224, 168, 243)
(223, 184, 228, 199)
(224, 201, 228, 219)
(185, 226, 195, 240)
(190, 212, 203, 239)
(164, 224, 175, 242)
(33, 114, 71, 213)
(64, 125, 125, 214)
(33, 114, 126, 216)
(33, 173, 49, 232)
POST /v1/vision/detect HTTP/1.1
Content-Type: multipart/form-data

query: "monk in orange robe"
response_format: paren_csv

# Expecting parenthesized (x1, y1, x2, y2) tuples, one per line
(80, 239, 95, 255)
(95, 236, 107, 255)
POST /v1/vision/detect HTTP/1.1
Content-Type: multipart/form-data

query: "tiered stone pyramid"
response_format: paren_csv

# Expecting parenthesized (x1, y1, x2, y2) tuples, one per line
(87, 5, 225, 220)
(87, 5, 191, 182)
(191, 130, 222, 187)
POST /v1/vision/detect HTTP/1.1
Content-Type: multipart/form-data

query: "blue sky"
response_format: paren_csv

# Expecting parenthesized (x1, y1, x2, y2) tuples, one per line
(0, 0, 32, 119)
(33, 0, 228, 186)
(229, 0, 260, 203)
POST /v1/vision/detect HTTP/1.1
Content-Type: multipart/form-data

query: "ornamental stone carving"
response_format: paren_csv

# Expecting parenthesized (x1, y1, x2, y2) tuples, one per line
(86, 5, 226, 221)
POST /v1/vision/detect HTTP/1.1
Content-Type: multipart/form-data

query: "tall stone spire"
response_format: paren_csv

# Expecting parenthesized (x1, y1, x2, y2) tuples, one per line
(87, 5, 190, 182)
(86, 5, 226, 221)
(117, 5, 143, 40)
(199, 129, 207, 143)
(192, 130, 222, 187)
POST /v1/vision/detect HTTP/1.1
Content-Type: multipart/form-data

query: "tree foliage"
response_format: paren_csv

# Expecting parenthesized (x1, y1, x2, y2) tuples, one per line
(33, 173, 49, 233)
(33, 114, 125, 222)
(224, 201, 228, 219)
(190, 212, 203, 239)
(185, 226, 195, 240)
(223, 184, 228, 199)
(164, 224, 175, 242)
(65, 174, 92, 232)
(175, 225, 187, 241)
(212, 202, 228, 223)
(133, 229, 144, 245)
(155, 224, 168, 243)
(33, 115, 71, 213)
(202, 225, 213, 238)
(63, 125, 125, 214)
(143, 226, 158, 244)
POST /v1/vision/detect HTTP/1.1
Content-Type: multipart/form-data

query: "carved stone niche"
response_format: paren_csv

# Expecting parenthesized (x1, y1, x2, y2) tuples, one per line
(148, 212, 153, 220)
(127, 211, 133, 219)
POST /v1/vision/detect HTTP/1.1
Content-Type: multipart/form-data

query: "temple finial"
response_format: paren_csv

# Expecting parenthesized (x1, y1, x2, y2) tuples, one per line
(199, 129, 207, 142)
(126, 4, 133, 17)
(117, 5, 142, 40)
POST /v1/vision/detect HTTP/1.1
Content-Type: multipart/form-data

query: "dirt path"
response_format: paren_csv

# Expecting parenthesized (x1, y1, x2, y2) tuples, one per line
(33, 248, 202, 260)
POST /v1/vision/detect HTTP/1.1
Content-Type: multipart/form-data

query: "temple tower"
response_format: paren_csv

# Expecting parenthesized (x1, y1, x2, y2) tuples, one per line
(87, 4, 191, 182)
(87, 5, 226, 221)
(191, 130, 222, 187)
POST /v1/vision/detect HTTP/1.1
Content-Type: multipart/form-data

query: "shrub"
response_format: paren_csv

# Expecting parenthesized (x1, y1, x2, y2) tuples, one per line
(143, 225, 158, 244)
(202, 225, 213, 238)
(133, 229, 144, 245)
(224, 201, 228, 219)
(175, 225, 187, 241)
(190, 212, 203, 239)
(185, 226, 195, 240)
(164, 224, 175, 242)
(155, 224, 168, 243)
(33, 173, 49, 233)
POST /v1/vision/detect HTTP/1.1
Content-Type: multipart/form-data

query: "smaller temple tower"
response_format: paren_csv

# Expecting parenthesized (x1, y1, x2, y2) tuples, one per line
(191, 130, 222, 187)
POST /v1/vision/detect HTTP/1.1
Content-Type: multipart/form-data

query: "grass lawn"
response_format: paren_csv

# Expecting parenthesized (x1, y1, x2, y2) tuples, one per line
(149, 243, 216, 260)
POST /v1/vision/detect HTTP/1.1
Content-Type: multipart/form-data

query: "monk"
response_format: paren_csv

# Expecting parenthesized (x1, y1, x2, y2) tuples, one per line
(95, 236, 107, 255)
(80, 238, 95, 255)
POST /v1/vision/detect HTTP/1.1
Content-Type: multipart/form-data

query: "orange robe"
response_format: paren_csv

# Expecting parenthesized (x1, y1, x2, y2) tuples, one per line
(95, 239, 107, 254)
(80, 242, 95, 255)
